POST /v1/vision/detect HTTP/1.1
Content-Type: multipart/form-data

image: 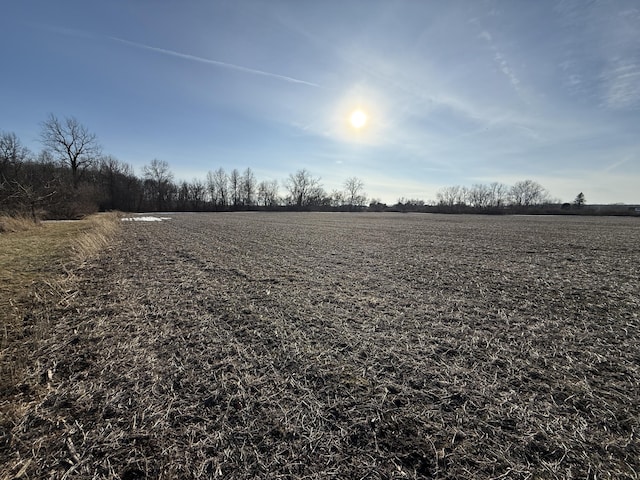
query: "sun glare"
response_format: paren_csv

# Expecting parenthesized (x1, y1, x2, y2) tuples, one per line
(350, 109, 367, 129)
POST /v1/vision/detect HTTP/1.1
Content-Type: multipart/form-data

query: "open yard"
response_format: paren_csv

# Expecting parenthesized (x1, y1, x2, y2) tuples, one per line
(2, 212, 639, 479)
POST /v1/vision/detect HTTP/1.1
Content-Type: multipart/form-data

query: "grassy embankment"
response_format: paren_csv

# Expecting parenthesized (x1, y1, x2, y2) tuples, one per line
(0, 213, 121, 408)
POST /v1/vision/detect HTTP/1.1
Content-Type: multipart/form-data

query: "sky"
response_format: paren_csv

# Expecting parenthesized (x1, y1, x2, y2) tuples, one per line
(2, 0, 639, 205)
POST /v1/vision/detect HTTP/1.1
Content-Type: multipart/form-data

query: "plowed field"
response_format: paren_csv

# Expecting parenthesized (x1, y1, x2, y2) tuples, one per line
(4, 213, 639, 479)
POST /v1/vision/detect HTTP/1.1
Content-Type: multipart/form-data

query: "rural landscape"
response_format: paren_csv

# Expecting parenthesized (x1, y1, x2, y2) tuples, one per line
(3, 121, 625, 220)
(3, 1, 640, 478)
(2, 212, 638, 479)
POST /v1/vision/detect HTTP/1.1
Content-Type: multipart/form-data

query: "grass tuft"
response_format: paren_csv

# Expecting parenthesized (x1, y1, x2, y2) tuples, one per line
(72, 212, 123, 261)
(0, 214, 39, 234)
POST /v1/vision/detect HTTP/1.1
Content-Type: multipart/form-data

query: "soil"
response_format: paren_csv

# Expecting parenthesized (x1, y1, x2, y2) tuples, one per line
(3, 212, 639, 479)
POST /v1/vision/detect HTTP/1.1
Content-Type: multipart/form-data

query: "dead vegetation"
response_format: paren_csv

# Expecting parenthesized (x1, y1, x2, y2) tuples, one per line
(2, 213, 639, 479)
(0, 214, 39, 234)
(0, 212, 122, 459)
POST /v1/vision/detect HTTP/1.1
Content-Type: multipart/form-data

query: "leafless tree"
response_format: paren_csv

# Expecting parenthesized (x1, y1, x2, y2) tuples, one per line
(241, 167, 257, 206)
(436, 185, 466, 207)
(37, 149, 56, 165)
(285, 169, 322, 208)
(510, 179, 548, 206)
(467, 183, 491, 209)
(143, 159, 174, 211)
(308, 186, 329, 207)
(177, 181, 190, 211)
(206, 171, 217, 205)
(487, 182, 509, 208)
(99, 155, 137, 210)
(39, 114, 101, 188)
(257, 179, 279, 207)
(206, 168, 229, 207)
(0, 131, 30, 181)
(229, 168, 241, 207)
(189, 179, 206, 210)
(177, 180, 205, 211)
(8, 180, 57, 220)
(343, 176, 367, 207)
(214, 168, 228, 207)
(329, 189, 345, 207)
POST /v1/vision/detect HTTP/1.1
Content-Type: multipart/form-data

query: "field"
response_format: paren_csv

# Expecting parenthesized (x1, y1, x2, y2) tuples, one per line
(3, 213, 639, 479)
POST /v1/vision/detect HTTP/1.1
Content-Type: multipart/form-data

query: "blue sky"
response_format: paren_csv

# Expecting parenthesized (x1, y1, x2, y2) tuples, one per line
(2, 0, 639, 204)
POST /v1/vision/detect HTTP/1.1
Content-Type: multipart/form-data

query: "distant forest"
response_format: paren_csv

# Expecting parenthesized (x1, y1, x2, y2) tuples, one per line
(1, 116, 637, 219)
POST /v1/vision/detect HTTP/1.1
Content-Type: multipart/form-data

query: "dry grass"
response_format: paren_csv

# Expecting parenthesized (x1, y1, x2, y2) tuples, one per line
(0, 212, 121, 323)
(0, 214, 39, 234)
(72, 212, 123, 262)
(2, 213, 639, 479)
(0, 212, 121, 454)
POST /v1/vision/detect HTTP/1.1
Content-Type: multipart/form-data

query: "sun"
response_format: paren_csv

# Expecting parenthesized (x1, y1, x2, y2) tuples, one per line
(350, 109, 368, 129)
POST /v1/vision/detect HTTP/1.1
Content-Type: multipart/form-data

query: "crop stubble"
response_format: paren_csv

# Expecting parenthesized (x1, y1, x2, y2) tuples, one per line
(3, 213, 639, 479)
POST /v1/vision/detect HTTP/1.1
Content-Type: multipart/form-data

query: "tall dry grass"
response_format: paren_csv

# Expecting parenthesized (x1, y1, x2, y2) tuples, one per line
(1, 212, 122, 431)
(0, 214, 39, 234)
(72, 212, 123, 261)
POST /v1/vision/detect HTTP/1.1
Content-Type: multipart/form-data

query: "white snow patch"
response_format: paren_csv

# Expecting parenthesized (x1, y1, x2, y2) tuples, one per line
(121, 216, 172, 222)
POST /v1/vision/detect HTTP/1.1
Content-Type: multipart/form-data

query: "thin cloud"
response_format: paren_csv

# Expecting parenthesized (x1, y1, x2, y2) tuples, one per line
(601, 59, 640, 109)
(604, 155, 633, 173)
(42, 24, 321, 88)
(478, 30, 492, 42)
(494, 52, 520, 88)
(110, 36, 322, 88)
(478, 30, 522, 93)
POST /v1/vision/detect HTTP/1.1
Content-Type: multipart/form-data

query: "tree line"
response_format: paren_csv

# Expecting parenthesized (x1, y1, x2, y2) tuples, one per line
(1, 115, 371, 218)
(2, 114, 622, 219)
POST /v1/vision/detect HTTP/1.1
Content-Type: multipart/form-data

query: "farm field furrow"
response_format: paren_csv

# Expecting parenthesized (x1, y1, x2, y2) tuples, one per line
(4, 212, 639, 479)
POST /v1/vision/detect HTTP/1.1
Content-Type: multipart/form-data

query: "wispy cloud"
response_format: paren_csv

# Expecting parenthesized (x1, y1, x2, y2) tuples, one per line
(553, 1, 640, 110)
(601, 58, 640, 110)
(478, 29, 522, 93)
(43, 24, 322, 88)
(604, 154, 634, 173)
(494, 52, 520, 89)
(110, 37, 321, 88)
(478, 30, 492, 42)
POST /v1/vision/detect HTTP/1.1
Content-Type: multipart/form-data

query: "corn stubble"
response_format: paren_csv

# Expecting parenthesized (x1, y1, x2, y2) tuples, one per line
(2, 213, 638, 479)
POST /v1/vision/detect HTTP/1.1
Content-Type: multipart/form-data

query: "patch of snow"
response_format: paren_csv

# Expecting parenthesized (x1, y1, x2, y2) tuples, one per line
(121, 216, 172, 222)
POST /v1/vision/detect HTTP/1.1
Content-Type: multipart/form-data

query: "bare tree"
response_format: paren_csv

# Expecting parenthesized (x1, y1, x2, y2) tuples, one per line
(241, 167, 257, 206)
(7, 179, 57, 220)
(285, 169, 322, 208)
(98, 155, 139, 210)
(98, 155, 119, 209)
(257, 179, 279, 207)
(174, 179, 206, 211)
(177, 181, 190, 211)
(510, 179, 548, 207)
(214, 168, 228, 207)
(189, 178, 206, 211)
(143, 159, 174, 211)
(487, 182, 509, 208)
(39, 114, 101, 188)
(343, 176, 367, 208)
(0, 131, 30, 181)
(206, 171, 217, 205)
(308, 185, 329, 207)
(229, 168, 241, 207)
(330, 189, 345, 207)
(468, 183, 491, 209)
(206, 168, 229, 207)
(436, 185, 466, 207)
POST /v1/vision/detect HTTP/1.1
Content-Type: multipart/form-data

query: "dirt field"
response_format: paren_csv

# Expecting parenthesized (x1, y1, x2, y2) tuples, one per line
(3, 213, 639, 479)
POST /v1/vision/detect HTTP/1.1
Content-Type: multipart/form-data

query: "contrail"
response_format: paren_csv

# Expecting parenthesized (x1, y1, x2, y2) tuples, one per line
(110, 36, 321, 88)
